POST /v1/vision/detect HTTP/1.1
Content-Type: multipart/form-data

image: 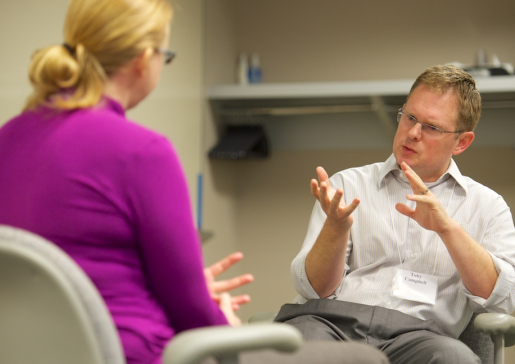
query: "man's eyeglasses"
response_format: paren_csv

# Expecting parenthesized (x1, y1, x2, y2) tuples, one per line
(397, 108, 464, 138)
(155, 48, 176, 64)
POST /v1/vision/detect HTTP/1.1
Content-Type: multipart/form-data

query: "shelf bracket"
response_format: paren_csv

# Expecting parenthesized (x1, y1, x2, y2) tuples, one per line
(370, 95, 397, 138)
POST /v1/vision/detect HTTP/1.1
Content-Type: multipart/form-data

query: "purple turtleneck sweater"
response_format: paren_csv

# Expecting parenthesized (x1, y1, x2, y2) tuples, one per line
(0, 98, 227, 363)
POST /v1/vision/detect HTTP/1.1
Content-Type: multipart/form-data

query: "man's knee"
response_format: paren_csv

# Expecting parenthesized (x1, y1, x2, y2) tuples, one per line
(425, 338, 480, 364)
(385, 331, 480, 364)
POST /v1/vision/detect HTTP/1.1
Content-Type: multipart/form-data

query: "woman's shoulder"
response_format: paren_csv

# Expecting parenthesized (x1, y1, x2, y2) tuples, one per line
(68, 100, 169, 148)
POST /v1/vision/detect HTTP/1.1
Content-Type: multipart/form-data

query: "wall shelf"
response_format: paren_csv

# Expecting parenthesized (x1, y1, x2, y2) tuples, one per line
(208, 76, 515, 150)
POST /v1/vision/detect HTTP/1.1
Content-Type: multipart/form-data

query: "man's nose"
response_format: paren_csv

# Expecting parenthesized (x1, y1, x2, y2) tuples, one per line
(408, 121, 423, 139)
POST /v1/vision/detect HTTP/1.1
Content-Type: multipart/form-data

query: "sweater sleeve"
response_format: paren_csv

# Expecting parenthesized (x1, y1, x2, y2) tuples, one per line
(125, 135, 228, 333)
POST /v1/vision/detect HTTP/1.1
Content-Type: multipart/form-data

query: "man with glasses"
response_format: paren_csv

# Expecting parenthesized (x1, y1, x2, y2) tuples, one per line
(280, 65, 515, 364)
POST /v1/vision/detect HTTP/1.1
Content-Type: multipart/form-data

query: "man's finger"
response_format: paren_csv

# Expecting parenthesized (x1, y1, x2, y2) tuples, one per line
(400, 162, 428, 195)
(316, 166, 329, 184)
(329, 188, 344, 213)
(318, 181, 330, 206)
(344, 198, 360, 216)
(310, 179, 320, 199)
(395, 202, 414, 218)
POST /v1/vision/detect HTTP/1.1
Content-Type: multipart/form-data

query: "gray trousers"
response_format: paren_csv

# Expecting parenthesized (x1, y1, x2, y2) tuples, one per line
(274, 299, 480, 364)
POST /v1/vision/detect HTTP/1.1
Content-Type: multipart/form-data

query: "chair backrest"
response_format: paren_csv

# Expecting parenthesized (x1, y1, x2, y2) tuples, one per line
(459, 312, 493, 364)
(0, 225, 125, 364)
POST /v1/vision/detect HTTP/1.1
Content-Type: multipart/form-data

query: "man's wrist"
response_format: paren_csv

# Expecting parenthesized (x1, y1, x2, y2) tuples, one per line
(437, 218, 462, 240)
(322, 218, 350, 242)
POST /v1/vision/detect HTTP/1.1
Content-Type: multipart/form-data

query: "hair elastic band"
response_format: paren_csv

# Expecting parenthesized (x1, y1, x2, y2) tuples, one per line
(62, 43, 75, 56)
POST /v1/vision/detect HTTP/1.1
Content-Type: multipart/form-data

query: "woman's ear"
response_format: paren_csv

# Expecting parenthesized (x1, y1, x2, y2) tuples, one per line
(133, 48, 154, 77)
(452, 131, 475, 156)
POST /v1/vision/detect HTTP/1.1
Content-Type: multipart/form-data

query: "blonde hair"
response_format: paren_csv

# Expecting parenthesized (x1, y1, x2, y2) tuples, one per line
(24, 0, 173, 111)
(408, 65, 482, 132)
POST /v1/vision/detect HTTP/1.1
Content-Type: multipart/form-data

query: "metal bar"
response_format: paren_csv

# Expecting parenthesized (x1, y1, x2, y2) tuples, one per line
(370, 95, 397, 138)
(218, 99, 515, 121)
(493, 333, 504, 364)
(219, 104, 375, 119)
(482, 101, 515, 109)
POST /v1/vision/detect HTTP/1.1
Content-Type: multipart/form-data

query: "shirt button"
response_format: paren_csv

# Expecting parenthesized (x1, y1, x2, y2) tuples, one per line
(386, 301, 392, 308)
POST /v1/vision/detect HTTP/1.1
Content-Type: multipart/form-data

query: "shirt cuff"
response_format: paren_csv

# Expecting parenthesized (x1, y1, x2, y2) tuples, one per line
(465, 252, 515, 312)
(291, 253, 321, 300)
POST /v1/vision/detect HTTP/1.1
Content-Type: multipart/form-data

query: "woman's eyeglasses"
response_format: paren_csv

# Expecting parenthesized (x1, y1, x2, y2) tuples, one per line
(155, 48, 176, 65)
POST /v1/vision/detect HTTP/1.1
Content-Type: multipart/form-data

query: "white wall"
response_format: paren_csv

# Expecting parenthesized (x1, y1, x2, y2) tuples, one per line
(0, 0, 68, 122)
(0, 0, 203, 210)
(201, 0, 242, 270)
(204, 7, 515, 364)
(232, 0, 515, 82)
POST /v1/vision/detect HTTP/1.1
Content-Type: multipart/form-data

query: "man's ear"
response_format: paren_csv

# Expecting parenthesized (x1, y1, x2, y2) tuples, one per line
(133, 48, 154, 77)
(452, 131, 475, 156)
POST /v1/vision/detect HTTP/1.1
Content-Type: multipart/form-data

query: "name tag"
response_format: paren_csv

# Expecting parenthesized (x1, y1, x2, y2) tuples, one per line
(392, 269, 438, 305)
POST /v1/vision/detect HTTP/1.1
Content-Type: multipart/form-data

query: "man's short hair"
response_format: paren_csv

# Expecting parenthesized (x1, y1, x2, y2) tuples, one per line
(408, 65, 481, 132)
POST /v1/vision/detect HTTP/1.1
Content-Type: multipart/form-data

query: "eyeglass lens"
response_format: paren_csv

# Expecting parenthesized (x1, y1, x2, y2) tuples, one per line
(398, 112, 442, 137)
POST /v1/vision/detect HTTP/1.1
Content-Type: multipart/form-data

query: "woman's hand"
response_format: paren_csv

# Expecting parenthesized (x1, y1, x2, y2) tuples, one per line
(217, 292, 241, 326)
(204, 252, 254, 310)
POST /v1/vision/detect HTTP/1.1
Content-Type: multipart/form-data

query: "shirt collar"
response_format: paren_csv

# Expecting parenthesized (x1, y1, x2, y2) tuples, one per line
(100, 96, 126, 116)
(378, 154, 468, 194)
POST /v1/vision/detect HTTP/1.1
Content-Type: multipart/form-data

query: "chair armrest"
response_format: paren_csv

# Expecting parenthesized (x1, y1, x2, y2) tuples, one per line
(474, 313, 515, 347)
(162, 323, 303, 364)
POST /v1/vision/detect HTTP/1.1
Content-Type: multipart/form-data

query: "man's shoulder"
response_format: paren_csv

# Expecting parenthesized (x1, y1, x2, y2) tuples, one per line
(68, 105, 168, 149)
(460, 174, 502, 199)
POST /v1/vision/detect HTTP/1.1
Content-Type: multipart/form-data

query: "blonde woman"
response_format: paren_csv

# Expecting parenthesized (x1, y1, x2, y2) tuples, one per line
(0, 1, 389, 363)
(0, 0, 243, 362)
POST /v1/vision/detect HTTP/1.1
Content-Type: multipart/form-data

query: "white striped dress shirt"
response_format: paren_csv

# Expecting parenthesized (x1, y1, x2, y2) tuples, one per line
(291, 154, 515, 338)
